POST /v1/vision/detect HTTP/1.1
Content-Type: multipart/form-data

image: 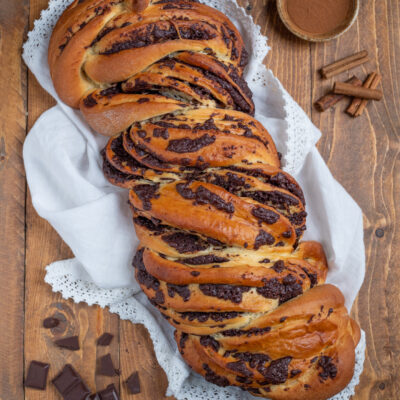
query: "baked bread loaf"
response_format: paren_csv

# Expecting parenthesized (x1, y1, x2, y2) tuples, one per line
(49, 1, 361, 399)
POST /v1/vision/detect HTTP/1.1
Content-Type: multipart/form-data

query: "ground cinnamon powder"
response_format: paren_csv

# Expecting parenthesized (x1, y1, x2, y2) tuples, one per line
(286, 0, 353, 35)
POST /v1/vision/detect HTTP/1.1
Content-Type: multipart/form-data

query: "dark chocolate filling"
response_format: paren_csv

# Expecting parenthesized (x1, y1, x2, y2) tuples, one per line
(133, 184, 160, 211)
(161, 232, 209, 253)
(226, 361, 253, 377)
(199, 284, 250, 303)
(200, 335, 220, 352)
(258, 357, 292, 385)
(134, 249, 165, 305)
(167, 134, 216, 153)
(179, 311, 239, 322)
(101, 22, 216, 55)
(251, 206, 280, 225)
(221, 326, 271, 337)
(176, 183, 234, 214)
(167, 283, 191, 301)
(203, 364, 230, 387)
(257, 274, 303, 304)
(254, 230, 275, 249)
(318, 356, 337, 380)
(179, 254, 229, 265)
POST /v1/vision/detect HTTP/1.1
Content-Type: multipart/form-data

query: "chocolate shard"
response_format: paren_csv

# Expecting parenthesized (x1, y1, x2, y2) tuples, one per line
(97, 332, 114, 346)
(126, 371, 141, 394)
(52, 364, 90, 399)
(25, 360, 50, 390)
(98, 354, 119, 377)
(43, 317, 60, 329)
(97, 383, 120, 399)
(63, 381, 91, 400)
(54, 336, 80, 351)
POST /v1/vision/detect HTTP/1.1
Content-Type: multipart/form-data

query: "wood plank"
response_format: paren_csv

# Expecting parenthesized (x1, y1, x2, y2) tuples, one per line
(119, 322, 172, 399)
(310, 0, 400, 398)
(0, 1, 29, 398)
(24, 1, 120, 398)
(20, 0, 400, 400)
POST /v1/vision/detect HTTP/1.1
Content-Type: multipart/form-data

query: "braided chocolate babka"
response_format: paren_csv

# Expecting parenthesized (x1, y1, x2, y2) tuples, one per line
(49, 1, 361, 399)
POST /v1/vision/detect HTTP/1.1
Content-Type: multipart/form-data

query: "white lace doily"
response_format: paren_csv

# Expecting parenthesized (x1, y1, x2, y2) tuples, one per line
(24, 1, 365, 399)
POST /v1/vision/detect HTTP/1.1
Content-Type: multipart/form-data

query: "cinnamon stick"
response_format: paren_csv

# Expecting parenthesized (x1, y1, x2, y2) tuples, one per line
(320, 50, 369, 79)
(353, 73, 382, 117)
(346, 73, 377, 115)
(315, 76, 362, 112)
(333, 82, 383, 100)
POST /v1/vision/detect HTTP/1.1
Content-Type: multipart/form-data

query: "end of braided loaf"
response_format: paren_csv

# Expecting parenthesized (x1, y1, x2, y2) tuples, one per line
(49, 1, 361, 399)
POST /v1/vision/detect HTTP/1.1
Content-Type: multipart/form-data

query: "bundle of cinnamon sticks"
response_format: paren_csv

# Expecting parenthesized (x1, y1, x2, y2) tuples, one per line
(315, 50, 383, 117)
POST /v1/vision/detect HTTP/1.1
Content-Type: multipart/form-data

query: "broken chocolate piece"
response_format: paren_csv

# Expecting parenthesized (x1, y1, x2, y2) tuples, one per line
(54, 336, 80, 351)
(52, 364, 90, 399)
(98, 354, 119, 376)
(97, 383, 120, 399)
(25, 360, 50, 390)
(126, 371, 141, 394)
(43, 317, 59, 329)
(97, 332, 114, 346)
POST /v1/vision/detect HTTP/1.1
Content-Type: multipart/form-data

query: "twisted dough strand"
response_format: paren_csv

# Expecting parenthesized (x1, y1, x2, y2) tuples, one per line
(49, 1, 361, 399)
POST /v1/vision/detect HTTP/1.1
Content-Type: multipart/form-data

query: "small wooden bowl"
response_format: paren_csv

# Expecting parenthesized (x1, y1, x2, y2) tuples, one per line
(277, 0, 359, 42)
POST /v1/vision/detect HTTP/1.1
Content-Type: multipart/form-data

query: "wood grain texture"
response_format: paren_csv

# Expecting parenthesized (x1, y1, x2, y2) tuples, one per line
(0, 1, 28, 398)
(0, 0, 399, 398)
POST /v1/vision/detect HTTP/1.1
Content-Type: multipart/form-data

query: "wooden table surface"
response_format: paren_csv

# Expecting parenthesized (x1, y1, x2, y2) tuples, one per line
(1, 0, 399, 398)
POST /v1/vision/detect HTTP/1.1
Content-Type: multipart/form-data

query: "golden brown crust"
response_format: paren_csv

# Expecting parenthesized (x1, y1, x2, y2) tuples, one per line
(49, 0, 252, 115)
(49, 2, 360, 399)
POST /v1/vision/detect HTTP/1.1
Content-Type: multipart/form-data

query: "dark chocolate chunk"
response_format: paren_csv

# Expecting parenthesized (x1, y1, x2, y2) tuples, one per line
(83, 93, 97, 107)
(318, 356, 337, 380)
(254, 229, 275, 249)
(200, 335, 220, 352)
(257, 275, 303, 304)
(176, 183, 234, 213)
(133, 184, 159, 211)
(221, 326, 271, 337)
(167, 134, 216, 153)
(290, 369, 301, 377)
(199, 284, 250, 303)
(64, 381, 92, 400)
(97, 332, 114, 346)
(43, 317, 59, 329)
(226, 361, 253, 377)
(251, 206, 280, 225)
(258, 356, 292, 385)
(161, 232, 208, 253)
(25, 360, 50, 390)
(98, 354, 119, 376)
(52, 364, 90, 399)
(153, 127, 169, 139)
(179, 332, 189, 351)
(126, 371, 141, 394)
(97, 383, 120, 399)
(203, 364, 230, 387)
(180, 254, 229, 265)
(134, 248, 165, 305)
(272, 260, 285, 273)
(179, 311, 239, 323)
(167, 283, 191, 301)
(54, 336, 80, 351)
(232, 352, 270, 369)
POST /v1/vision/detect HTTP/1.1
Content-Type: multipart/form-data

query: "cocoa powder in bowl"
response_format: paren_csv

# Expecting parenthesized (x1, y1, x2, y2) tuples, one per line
(277, 0, 359, 42)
